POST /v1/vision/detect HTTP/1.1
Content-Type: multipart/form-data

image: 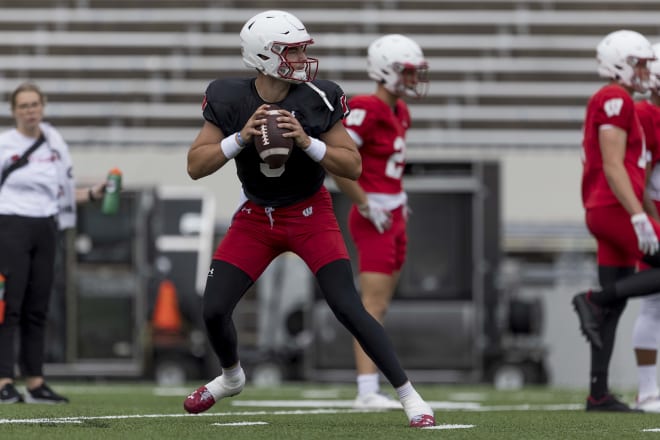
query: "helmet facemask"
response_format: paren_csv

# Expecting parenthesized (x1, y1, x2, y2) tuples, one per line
(393, 62, 430, 98)
(629, 58, 652, 93)
(271, 41, 319, 83)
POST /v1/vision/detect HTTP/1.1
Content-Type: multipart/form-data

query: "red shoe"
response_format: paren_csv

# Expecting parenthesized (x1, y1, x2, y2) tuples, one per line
(409, 414, 436, 428)
(184, 370, 245, 414)
(183, 386, 216, 414)
(402, 393, 435, 428)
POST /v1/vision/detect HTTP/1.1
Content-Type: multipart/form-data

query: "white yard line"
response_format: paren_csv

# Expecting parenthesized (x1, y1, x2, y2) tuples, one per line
(0, 399, 584, 427)
(232, 400, 482, 409)
(230, 400, 582, 411)
(425, 424, 476, 430)
(0, 410, 475, 431)
(0, 409, 362, 425)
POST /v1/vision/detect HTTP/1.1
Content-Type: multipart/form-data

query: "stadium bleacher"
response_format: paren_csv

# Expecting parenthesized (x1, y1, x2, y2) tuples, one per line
(0, 1, 657, 155)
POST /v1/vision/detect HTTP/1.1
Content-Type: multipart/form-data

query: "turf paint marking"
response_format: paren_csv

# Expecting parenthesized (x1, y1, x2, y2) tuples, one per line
(0, 419, 83, 425)
(448, 392, 487, 401)
(301, 389, 341, 399)
(0, 409, 364, 425)
(424, 424, 475, 430)
(0, 400, 582, 427)
(153, 387, 191, 396)
(212, 421, 269, 426)
(233, 400, 482, 409)
(0, 411, 473, 431)
(231, 400, 582, 411)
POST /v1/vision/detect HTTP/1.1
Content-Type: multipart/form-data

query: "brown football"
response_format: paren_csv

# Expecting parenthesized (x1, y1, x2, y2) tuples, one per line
(254, 105, 294, 169)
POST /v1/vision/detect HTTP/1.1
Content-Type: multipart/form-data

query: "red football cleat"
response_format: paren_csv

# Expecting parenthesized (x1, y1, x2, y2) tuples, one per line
(183, 386, 216, 414)
(409, 414, 436, 428)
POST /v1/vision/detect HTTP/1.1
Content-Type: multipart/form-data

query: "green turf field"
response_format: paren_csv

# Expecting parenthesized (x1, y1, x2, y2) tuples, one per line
(0, 382, 657, 439)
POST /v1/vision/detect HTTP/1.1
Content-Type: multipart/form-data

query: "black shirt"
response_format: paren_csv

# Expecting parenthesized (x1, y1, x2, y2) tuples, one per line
(203, 77, 348, 207)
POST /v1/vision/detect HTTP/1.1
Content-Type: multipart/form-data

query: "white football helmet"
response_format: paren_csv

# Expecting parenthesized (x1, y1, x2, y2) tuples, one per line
(597, 30, 655, 92)
(367, 34, 429, 98)
(240, 10, 318, 83)
(648, 43, 660, 93)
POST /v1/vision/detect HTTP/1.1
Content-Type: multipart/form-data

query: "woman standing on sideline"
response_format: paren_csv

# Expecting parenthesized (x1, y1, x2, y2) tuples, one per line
(0, 82, 105, 404)
(332, 34, 429, 409)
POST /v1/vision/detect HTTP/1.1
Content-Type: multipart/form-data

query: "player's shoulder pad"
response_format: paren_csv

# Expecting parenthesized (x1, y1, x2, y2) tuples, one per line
(205, 78, 253, 103)
(599, 83, 634, 101)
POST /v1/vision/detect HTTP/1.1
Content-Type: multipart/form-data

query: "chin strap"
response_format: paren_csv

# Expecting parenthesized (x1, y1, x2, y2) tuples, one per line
(305, 81, 335, 112)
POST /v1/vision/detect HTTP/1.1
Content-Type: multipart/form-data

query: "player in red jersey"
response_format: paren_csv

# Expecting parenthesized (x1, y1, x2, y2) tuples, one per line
(632, 43, 660, 412)
(572, 29, 660, 412)
(332, 34, 429, 410)
(182, 11, 434, 427)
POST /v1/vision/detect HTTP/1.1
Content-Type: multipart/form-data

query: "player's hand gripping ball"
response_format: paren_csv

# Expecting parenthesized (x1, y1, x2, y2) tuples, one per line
(254, 105, 294, 168)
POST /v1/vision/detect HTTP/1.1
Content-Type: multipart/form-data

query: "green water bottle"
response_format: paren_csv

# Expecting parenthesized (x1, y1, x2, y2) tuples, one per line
(101, 168, 122, 215)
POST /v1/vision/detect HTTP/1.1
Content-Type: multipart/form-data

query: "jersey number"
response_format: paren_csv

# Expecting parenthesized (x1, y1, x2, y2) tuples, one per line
(260, 163, 285, 177)
(385, 137, 406, 179)
(345, 108, 367, 126)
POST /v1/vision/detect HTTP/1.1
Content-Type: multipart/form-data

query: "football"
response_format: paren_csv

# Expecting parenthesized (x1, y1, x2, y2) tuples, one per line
(254, 105, 294, 168)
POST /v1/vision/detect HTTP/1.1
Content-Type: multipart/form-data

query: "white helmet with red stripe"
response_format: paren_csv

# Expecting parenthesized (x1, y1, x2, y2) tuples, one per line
(367, 34, 429, 98)
(597, 30, 655, 92)
(240, 10, 318, 83)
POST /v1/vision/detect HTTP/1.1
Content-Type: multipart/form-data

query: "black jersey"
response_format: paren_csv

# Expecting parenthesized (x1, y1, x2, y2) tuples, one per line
(202, 77, 349, 207)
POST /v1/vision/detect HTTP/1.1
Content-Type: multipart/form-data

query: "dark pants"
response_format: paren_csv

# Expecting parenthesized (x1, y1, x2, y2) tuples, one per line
(0, 214, 57, 378)
(203, 259, 409, 388)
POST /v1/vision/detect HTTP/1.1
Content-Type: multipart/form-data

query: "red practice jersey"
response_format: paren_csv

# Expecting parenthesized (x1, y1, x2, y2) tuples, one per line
(343, 95, 410, 194)
(635, 99, 660, 165)
(581, 83, 647, 209)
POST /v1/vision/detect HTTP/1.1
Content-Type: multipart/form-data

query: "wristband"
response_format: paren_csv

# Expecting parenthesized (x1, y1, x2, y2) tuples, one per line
(220, 132, 245, 160)
(303, 137, 327, 162)
(236, 131, 247, 147)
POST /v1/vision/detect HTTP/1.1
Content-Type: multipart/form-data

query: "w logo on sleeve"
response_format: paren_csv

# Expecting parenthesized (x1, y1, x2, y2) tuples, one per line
(603, 98, 624, 117)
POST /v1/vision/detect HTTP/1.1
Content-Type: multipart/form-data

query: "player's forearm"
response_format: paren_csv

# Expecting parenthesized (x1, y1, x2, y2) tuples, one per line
(187, 142, 227, 180)
(333, 174, 367, 206)
(319, 144, 361, 180)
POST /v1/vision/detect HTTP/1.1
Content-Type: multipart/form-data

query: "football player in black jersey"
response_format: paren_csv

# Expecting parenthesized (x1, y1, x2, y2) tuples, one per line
(183, 10, 435, 428)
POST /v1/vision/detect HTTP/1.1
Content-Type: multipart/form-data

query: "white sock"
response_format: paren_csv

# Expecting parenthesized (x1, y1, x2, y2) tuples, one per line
(205, 363, 243, 399)
(396, 381, 417, 401)
(396, 381, 432, 420)
(222, 362, 243, 382)
(205, 376, 224, 399)
(357, 373, 379, 396)
(638, 365, 659, 401)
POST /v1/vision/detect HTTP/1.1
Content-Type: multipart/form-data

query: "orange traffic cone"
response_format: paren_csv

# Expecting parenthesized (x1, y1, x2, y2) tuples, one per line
(152, 279, 182, 333)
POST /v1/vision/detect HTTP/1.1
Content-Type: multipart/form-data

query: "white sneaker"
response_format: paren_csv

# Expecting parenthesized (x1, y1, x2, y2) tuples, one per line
(636, 395, 660, 413)
(353, 392, 403, 410)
